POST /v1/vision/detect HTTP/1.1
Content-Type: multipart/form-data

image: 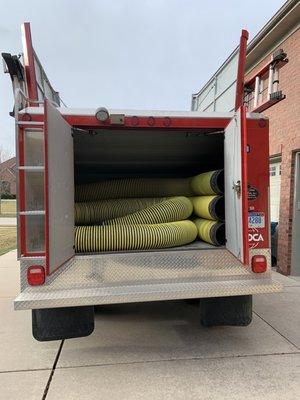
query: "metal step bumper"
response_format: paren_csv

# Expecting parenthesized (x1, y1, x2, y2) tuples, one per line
(15, 248, 282, 310)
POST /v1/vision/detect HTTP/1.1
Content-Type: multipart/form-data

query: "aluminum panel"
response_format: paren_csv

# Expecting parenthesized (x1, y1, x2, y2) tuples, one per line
(15, 248, 281, 310)
(20, 107, 235, 119)
(224, 112, 243, 261)
(45, 101, 74, 273)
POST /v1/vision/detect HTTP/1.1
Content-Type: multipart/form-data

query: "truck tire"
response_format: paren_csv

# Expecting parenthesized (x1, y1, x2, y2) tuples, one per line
(185, 298, 200, 305)
(32, 306, 94, 341)
(199, 295, 252, 327)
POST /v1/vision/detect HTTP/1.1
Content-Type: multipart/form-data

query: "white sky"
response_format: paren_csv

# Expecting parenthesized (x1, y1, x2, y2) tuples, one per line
(0, 0, 285, 155)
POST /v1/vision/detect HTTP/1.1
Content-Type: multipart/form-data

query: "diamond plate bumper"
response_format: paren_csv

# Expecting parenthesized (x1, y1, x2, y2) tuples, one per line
(15, 248, 282, 310)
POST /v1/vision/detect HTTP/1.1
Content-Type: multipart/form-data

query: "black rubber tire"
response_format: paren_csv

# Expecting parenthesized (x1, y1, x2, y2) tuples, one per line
(184, 299, 200, 306)
(200, 295, 252, 327)
(32, 306, 94, 341)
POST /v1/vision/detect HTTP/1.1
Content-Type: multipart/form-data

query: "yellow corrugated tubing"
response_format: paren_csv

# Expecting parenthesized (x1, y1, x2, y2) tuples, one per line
(104, 197, 193, 226)
(190, 169, 224, 195)
(74, 169, 224, 202)
(75, 197, 195, 252)
(194, 218, 225, 246)
(190, 195, 225, 221)
(75, 197, 166, 225)
(74, 169, 225, 252)
(75, 220, 198, 252)
(75, 177, 194, 202)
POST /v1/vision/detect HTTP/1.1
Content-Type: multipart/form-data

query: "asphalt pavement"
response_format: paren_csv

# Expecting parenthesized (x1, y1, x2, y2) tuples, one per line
(0, 250, 299, 400)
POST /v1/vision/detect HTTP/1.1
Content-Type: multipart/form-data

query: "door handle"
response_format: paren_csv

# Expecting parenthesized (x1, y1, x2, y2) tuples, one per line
(233, 180, 241, 198)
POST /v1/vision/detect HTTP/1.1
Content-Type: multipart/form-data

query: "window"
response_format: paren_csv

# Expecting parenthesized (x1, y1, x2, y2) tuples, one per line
(269, 165, 276, 176)
(1, 181, 10, 194)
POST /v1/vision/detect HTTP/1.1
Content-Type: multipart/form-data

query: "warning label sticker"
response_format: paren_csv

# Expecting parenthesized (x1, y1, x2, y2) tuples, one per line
(248, 185, 259, 201)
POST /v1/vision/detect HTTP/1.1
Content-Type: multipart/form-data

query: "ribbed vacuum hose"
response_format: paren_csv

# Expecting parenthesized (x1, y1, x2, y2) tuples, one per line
(190, 170, 224, 195)
(104, 197, 193, 226)
(194, 218, 225, 246)
(75, 220, 198, 252)
(74, 169, 225, 252)
(75, 197, 166, 225)
(75, 177, 194, 202)
(75, 169, 224, 202)
(190, 195, 225, 221)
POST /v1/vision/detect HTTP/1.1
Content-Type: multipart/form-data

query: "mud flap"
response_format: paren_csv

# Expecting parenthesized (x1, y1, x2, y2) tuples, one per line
(200, 295, 252, 326)
(32, 306, 94, 341)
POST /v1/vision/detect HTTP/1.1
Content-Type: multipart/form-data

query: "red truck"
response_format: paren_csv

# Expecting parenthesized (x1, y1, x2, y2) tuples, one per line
(2, 24, 282, 341)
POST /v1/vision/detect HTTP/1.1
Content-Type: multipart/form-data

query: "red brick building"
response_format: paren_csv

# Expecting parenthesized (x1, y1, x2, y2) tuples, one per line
(192, 0, 299, 275)
(244, 0, 299, 275)
(0, 157, 17, 197)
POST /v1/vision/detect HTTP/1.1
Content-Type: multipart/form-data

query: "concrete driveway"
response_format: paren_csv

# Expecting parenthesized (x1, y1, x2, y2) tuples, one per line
(0, 217, 17, 226)
(0, 250, 299, 400)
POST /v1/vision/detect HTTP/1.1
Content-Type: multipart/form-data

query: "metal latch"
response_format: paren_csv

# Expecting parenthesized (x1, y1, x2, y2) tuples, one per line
(233, 180, 241, 198)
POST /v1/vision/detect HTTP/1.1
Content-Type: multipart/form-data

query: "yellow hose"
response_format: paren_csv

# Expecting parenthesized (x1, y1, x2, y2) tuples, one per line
(75, 177, 193, 202)
(75, 198, 166, 225)
(190, 170, 224, 195)
(74, 169, 224, 202)
(194, 218, 225, 246)
(190, 195, 224, 221)
(74, 170, 225, 252)
(75, 220, 198, 252)
(104, 197, 193, 226)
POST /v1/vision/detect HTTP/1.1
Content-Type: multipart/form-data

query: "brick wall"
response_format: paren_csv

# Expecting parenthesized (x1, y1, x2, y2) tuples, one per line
(245, 28, 300, 274)
(0, 157, 16, 196)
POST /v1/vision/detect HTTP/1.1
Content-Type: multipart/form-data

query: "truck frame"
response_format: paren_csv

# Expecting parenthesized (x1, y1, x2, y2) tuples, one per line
(2, 24, 281, 341)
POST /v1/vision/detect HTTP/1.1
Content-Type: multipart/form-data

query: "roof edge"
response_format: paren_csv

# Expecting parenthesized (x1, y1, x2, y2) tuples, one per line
(192, 0, 299, 99)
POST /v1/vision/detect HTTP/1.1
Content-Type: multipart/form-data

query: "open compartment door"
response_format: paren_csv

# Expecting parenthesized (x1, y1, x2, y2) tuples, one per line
(224, 106, 249, 264)
(44, 100, 74, 274)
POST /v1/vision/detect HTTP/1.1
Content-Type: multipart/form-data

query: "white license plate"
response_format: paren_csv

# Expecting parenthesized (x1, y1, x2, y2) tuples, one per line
(248, 212, 265, 228)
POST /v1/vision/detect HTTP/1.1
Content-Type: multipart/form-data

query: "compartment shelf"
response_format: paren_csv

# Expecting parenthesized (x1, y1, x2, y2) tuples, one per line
(18, 166, 44, 171)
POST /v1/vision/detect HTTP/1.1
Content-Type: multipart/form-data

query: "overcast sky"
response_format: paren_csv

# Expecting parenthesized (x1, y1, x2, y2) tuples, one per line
(0, 0, 285, 156)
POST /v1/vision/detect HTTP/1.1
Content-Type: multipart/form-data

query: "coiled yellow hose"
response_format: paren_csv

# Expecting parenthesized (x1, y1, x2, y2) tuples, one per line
(75, 220, 198, 252)
(104, 197, 193, 226)
(75, 169, 224, 202)
(190, 195, 225, 221)
(74, 169, 225, 252)
(75, 197, 166, 225)
(75, 177, 193, 202)
(194, 218, 225, 246)
(190, 170, 224, 195)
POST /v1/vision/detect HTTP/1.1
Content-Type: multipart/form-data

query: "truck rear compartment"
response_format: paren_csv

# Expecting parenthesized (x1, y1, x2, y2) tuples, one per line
(73, 128, 224, 182)
(14, 115, 281, 310)
(73, 127, 224, 253)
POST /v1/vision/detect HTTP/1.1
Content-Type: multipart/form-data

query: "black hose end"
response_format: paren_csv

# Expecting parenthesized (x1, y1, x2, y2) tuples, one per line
(210, 169, 224, 195)
(209, 195, 225, 221)
(210, 222, 226, 246)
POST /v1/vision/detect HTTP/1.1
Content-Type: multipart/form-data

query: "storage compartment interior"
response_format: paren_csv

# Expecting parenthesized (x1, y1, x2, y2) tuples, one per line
(73, 128, 225, 253)
(74, 128, 224, 181)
